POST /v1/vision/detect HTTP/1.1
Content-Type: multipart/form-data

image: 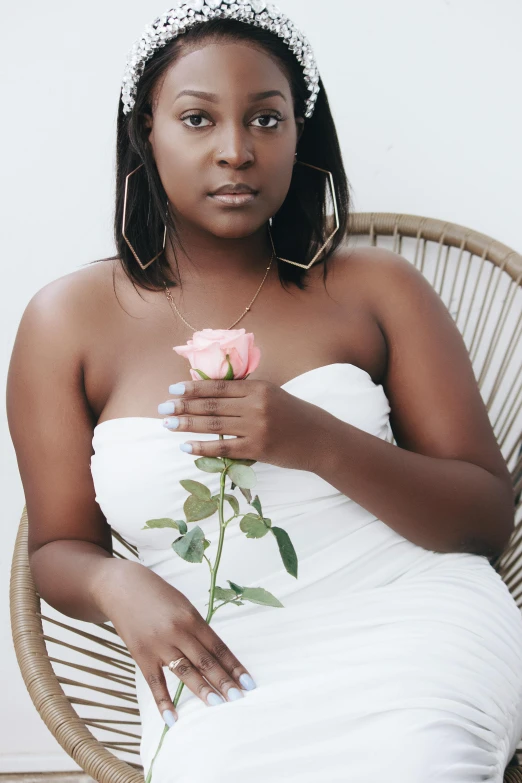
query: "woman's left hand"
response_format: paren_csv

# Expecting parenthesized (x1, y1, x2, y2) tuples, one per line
(158, 378, 331, 472)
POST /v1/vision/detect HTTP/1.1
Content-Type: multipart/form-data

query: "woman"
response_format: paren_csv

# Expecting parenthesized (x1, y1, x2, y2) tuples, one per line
(7, 2, 522, 780)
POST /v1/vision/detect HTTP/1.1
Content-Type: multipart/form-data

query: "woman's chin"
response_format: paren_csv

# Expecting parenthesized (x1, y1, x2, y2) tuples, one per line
(206, 216, 268, 240)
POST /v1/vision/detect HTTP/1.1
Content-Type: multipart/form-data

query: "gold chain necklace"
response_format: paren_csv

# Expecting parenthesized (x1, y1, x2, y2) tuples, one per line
(162, 249, 275, 332)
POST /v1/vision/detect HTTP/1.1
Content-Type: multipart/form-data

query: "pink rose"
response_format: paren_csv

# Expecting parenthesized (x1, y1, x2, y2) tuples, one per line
(173, 328, 261, 381)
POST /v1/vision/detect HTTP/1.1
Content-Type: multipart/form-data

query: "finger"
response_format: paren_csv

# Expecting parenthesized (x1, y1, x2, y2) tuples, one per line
(139, 662, 179, 728)
(162, 413, 243, 435)
(159, 396, 244, 418)
(164, 649, 226, 707)
(174, 637, 246, 703)
(177, 435, 247, 458)
(197, 622, 257, 693)
(168, 379, 251, 398)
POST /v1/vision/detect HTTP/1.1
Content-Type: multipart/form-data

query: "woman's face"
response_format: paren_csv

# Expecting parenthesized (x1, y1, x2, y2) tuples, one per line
(145, 40, 304, 239)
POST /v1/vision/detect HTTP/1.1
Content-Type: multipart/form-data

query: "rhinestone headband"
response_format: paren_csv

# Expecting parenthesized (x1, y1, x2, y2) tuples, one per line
(121, 0, 320, 119)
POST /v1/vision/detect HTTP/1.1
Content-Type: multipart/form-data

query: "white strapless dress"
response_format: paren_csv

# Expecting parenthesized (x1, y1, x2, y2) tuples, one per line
(90, 363, 522, 782)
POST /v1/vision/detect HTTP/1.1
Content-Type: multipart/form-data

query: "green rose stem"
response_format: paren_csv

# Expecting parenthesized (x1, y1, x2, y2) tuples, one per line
(207, 434, 229, 618)
(145, 434, 229, 783)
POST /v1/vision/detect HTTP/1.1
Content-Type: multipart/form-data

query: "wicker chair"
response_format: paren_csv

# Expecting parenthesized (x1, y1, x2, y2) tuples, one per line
(10, 213, 522, 782)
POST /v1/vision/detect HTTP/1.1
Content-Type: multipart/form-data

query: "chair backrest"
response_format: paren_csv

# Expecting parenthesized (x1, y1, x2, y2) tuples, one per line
(9, 213, 522, 783)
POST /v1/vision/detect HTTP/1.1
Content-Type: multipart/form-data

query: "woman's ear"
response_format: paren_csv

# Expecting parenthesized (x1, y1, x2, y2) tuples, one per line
(141, 112, 155, 156)
(142, 112, 153, 136)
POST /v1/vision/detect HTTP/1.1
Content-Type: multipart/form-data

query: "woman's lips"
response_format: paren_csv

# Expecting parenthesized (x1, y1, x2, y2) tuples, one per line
(209, 192, 258, 206)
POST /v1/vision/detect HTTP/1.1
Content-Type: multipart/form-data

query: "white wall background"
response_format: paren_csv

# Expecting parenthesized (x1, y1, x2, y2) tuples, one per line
(1, 0, 521, 772)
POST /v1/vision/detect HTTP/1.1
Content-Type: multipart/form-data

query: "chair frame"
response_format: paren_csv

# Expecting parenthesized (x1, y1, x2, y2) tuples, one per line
(10, 213, 522, 781)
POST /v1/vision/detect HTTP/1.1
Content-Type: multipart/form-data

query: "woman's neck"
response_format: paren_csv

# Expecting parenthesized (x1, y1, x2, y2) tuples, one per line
(164, 222, 274, 288)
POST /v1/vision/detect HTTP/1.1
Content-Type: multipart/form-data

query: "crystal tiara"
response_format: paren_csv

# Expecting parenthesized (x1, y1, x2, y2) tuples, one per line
(121, 0, 320, 119)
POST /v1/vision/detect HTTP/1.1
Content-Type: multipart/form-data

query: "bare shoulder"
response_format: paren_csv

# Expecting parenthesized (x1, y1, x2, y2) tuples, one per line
(10, 257, 120, 405)
(23, 258, 117, 328)
(326, 244, 422, 296)
(326, 243, 461, 367)
(326, 243, 443, 329)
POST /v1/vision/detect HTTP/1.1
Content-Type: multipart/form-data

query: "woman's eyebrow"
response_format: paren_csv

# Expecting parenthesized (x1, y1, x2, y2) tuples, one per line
(173, 89, 287, 103)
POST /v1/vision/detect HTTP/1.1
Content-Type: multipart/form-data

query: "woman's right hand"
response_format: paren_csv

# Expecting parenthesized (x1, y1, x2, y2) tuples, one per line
(92, 558, 256, 727)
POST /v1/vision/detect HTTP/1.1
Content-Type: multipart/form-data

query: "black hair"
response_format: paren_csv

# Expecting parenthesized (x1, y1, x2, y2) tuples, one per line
(103, 17, 351, 292)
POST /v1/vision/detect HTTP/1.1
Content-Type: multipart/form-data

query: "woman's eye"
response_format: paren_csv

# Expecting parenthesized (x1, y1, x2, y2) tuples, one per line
(251, 114, 281, 128)
(181, 113, 282, 129)
(181, 114, 212, 128)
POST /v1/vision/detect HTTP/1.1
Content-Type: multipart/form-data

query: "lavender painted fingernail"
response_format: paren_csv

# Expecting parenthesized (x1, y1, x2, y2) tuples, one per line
(180, 443, 193, 453)
(163, 417, 179, 429)
(162, 709, 177, 728)
(207, 692, 225, 706)
(239, 673, 256, 691)
(227, 687, 243, 701)
(169, 383, 186, 395)
(158, 401, 175, 414)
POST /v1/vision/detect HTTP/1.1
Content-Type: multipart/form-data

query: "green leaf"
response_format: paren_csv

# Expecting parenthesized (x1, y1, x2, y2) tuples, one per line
(227, 580, 244, 595)
(263, 517, 272, 529)
(251, 495, 263, 517)
(193, 368, 211, 380)
(271, 526, 298, 579)
(214, 587, 237, 602)
(179, 480, 211, 500)
(142, 518, 186, 533)
(224, 493, 240, 515)
(184, 494, 218, 522)
(213, 493, 240, 517)
(240, 587, 284, 608)
(228, 463, 257, 489)
(240, 487, 252, 504)
(203, 538, 211, 551)
(231, 600, 244, 606)
(223, 354, 235, 381)
(172, 526, 206, 563)
(195, 457, 226, 473)
(228, 458, 257, 467)
(239, 513, 269, 539)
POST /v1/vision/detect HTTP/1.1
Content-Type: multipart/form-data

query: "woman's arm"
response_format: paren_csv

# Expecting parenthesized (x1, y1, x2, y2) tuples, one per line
(7, 273, 262, 718)
(7, 275, 121, 623)
(312, 250, 514, 559)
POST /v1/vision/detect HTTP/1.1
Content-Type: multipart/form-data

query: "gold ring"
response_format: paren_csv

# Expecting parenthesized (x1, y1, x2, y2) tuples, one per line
(168, 657, 187, 672)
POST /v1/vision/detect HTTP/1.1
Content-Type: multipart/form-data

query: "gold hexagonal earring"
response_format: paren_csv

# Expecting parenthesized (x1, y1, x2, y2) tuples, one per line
(122, 163, 168, 270)
(268, 160, 340, 270)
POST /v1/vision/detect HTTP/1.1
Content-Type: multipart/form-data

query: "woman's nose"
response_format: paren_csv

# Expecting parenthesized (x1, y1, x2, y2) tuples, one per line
(215, 128, 254, 167)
